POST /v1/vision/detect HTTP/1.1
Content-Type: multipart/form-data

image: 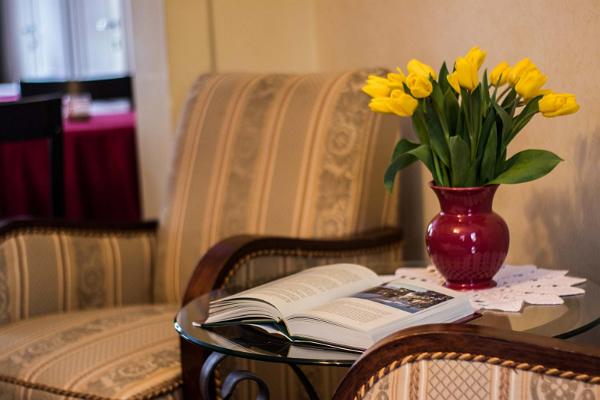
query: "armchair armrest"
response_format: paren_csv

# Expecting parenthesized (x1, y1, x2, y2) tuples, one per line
(0, 218, 158, 324)
(0, 217, 158, 237)
(182, 226, 403, 305)
(333, 324, 600, 400)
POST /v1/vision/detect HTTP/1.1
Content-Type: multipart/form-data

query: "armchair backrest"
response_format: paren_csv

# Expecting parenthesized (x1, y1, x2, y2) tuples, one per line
(154, 71, 401, 303)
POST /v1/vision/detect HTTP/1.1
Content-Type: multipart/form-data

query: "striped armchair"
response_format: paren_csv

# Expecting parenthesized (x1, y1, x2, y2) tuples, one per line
(0, 71, 403, 399)
(333, 324, 600, 400)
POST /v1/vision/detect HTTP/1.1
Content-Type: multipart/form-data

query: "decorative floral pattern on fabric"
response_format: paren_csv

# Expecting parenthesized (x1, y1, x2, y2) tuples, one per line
(313, 70, 383, 237)
(530, 374, 597, 400)
(84, 348, 180, 396)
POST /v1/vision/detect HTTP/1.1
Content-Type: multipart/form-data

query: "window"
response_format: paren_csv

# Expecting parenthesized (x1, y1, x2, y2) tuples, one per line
(1, 0, 132, 81)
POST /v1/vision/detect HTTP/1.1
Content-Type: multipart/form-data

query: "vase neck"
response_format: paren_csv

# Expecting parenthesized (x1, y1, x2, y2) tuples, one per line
(431, 185, 499, 214)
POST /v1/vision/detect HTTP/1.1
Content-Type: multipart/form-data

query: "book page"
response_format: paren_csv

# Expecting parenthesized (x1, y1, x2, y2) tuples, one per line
(290, 280, 458, 332)
(218, 264, 379, 317)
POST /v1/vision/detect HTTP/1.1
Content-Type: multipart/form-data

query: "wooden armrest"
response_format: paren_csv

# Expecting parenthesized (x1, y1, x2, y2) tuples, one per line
(0, 217, 158, 240)
(182, 227, 403, 305)
(333, 324, 600, 400)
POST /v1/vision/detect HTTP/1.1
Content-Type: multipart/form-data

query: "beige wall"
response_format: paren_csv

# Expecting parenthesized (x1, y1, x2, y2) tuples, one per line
(314, 0, 600, 285)
(165, 0, 318, 124)
(212, 0, 318, 72)
(130, 0, 173, 219)
(165, 0, 213, 125)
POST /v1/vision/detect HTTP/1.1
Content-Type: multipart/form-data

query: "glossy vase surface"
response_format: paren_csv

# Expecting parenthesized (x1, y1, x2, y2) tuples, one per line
(426, 183, 509, 290)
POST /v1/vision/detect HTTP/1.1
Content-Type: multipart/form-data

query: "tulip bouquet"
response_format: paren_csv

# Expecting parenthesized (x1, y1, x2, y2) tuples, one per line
(363, 47, 579, 190)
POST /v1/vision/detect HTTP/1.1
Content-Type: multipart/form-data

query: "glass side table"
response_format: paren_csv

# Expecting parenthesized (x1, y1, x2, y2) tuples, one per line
(175, 266, 600, 400)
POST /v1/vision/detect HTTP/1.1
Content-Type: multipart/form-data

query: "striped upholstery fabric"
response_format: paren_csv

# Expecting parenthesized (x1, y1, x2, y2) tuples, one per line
(0, 304, 181, 400)
(361, 359, 600, 400)
(0, 230, 154, 325)
(0, 71, 402, 399)
(155, 71, 401, 303)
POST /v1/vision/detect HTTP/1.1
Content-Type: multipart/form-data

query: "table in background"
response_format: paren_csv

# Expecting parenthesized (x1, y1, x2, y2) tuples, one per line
(176, 262, 600, 400)
(0, 110, 141, 221)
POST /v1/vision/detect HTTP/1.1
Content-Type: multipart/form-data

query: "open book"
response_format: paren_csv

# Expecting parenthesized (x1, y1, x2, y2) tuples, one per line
(200, 264, 475, 351)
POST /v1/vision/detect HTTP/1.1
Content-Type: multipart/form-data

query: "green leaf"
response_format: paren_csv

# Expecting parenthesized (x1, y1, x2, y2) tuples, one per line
(384, 144, 435, 192)
(501, 89, 517, 110)
(465, 162, 478, 187)
(495, 147, 506, 177)
(384, 154, 416, 192)
(390, 138, 419, 162)
(460, 87, 473, 143)
(507, 96, 541, 144)
(412, 106, 430, 145)
(409, 144, 435, 175)
(469, 85, 482, 160)
(488, 149, 563, 185)
(449, 136, 470, 186)
(477, 108, 497, 161)
(493, 103, 513, 146)
(444, 89, 459, 135)
(438, 62, 450, 94)
(424, 100, 451, 167)
(431, 82, 450, 138)
(481, 123, 497, 183)
(456, 107, 466, 142)
(481, 70, 491, 114)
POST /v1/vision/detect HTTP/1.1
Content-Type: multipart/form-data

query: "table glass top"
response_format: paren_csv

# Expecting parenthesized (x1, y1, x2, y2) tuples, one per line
(175, 263, 600, 367)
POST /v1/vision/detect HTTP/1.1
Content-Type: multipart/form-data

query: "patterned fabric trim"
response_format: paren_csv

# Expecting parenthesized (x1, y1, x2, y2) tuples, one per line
(0, 224, 157, 241)
(220, 242, 402, 289)
(354, 351, 600, 400)
(0, 374, 181, 400)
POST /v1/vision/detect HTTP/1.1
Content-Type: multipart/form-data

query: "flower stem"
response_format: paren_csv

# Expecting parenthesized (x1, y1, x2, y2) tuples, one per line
(497, 86, 512, 102)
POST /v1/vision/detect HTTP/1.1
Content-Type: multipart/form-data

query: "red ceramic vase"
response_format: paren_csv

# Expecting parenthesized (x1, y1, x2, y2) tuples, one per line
(426, 183, 509, 290)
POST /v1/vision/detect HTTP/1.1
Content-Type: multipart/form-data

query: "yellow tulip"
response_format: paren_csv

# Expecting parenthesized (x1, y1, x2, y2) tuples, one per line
(387, 70, 406, 89)
(407, 59, 437, 79)
(446, 71, 461, 93)
(388, 90, 418, 117)
(454, 56, 479, 90)
(538, 93, 580, 117)
(368, 97, 393, 113)
(362, 80, 391, 98)
(489, 61, 510, 86)
(406, 72, 433, 98)
(465, 46, 487, 70)
(515, 68, 548, 99)
(507, 58, 536, 86)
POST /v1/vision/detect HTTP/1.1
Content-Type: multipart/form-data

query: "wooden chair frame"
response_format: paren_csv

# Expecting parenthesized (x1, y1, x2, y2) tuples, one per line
(0, 95, 65, 217)
(19, 75, 133, 105)
(332, 323, 600, 400)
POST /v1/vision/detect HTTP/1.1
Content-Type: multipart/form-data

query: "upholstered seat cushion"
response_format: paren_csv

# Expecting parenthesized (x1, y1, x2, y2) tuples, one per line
(0, 304, 181, 400)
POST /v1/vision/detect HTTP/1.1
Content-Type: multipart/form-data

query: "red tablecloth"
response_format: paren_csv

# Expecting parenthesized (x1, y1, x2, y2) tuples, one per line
(0, 112, 141, 221)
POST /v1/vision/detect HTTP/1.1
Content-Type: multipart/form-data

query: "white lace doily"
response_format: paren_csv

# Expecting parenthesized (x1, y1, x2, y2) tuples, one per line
(394, 264, 586, 312)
